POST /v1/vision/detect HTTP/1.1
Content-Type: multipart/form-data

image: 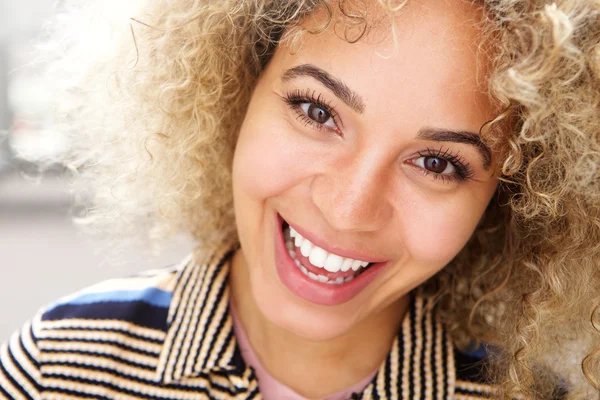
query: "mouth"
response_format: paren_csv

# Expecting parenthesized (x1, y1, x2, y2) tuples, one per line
(274, 213, 389, 306)
(282, 221, 374, 285)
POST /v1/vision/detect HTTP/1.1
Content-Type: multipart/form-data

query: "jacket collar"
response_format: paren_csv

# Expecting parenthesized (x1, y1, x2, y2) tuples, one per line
(156, 241, 243, 385)
(155, 242, 457, 398)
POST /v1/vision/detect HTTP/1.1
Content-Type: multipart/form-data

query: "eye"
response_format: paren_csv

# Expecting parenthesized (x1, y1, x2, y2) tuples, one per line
(282, 89, 341, 133)
(409, 147, 474, 184)
(300, 103, 336, 128)
(413, 156, 457, 175)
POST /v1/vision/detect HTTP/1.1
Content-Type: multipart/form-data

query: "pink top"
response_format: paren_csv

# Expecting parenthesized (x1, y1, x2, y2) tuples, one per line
(230, 304, 378, 400)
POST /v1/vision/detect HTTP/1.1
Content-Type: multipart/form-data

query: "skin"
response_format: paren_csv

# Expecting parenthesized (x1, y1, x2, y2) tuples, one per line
(230, 0, 499, 397)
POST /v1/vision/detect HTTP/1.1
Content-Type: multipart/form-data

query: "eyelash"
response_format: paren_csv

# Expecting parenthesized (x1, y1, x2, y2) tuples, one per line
(283, 89, 341, 132)
(281, 89, 474, 184)
(414, 147, 474, 183)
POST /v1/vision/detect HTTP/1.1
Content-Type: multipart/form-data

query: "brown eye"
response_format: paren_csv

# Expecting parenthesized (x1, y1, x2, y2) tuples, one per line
(424, 157, 448, 173)
(307, 104, 331, 124)
(413, 155, 456, 175)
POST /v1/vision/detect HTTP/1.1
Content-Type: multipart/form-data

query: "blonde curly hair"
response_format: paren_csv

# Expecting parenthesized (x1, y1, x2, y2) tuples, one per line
(41, 0, 600, 397)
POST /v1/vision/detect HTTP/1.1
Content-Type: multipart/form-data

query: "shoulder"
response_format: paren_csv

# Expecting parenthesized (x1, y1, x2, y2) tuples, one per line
(36, 255, 193, 345)
(0, 256, 194, 400)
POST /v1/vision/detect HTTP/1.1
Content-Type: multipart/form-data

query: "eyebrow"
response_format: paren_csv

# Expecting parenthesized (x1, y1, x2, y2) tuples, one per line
(281, 64, 366, 114)
(417, 128, 493, 170)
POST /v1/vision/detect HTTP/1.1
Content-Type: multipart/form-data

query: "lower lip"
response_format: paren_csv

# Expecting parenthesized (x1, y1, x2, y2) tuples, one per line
(274, 214, 388, 306)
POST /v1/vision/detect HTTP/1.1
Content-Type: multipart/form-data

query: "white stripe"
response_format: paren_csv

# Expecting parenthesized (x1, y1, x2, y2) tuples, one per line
(0, 342, 29, 400)
(37, 331, 162, 355)
(175, 254, 213, 378)
(40, 343, 158, 368)
(161, 255, 204, 381)
(193, 263, 230, 373)
(39, 319, 166, 341)
(8, 330, 39, 395)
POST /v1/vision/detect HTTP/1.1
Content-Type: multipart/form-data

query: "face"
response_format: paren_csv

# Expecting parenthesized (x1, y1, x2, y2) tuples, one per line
(231, 0, 499, 340)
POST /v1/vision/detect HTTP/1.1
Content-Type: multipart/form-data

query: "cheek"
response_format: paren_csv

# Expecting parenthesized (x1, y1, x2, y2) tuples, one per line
(232, 114, 310, 210)
(399, 192, 489, 267)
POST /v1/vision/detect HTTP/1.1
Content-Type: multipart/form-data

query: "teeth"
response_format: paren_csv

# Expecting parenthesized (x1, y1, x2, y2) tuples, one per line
(300, 240, 312, 257)
(284, 236, 351, 285)
(341, 258, 353, 272)
(324, 253, 343, 273)
(308, 247, 327, 268)
(285, 225, 372, 273)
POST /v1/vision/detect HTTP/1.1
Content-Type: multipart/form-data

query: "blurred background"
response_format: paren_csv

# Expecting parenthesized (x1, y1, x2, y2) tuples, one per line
(0, 1, 193, 341)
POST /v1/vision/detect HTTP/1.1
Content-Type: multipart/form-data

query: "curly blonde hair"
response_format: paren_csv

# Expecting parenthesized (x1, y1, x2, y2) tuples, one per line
(41, 0, 600, 397)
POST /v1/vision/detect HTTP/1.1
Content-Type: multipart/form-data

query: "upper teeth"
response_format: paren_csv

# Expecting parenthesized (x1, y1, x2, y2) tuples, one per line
(289, 226, 370, 273)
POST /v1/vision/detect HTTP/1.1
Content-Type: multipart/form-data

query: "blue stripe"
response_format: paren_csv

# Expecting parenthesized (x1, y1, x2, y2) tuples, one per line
(49, 288, 172, 310)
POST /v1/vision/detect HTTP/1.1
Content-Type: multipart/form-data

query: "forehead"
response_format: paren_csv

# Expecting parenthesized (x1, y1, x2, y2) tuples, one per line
(271, 0, 493, 132)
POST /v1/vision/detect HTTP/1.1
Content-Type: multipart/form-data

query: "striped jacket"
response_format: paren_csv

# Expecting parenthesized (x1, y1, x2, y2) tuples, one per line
(0, 244, 495, 399)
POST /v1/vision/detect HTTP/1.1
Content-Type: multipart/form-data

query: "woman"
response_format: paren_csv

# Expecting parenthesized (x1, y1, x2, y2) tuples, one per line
(1, 0, 600, 398)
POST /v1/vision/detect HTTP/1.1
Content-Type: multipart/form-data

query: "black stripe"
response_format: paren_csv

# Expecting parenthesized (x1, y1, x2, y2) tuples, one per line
(43, 362, 204, 391)
(245, 384, 262, 400)
(40, 337, 160, 358)
(20, 325, 40, 371)
(0, 354, 32, 400)
(191, 270, 229, 372)
(419, 302, 428, 399)
(44, 387, 113, 400)
(408, 298, 417, 400)
(159, 255, 202, 382)
(394, 322, 406, 399)
(205, 263, 238, 372)
(382, 346, 392, 399)
(191, 250, 233, 372)
(217, 329, 241, 377)
(0, 382, 16, 400)
(440, 323, 449, 399)
(430, 317, 439, 400)
(185, 248, 233, 374)
(7, 341, 38, 395)
(179, 254, 218, 375)
(39, 325, 164, 345)
(166, 256, 198, 328)
(43, 372, 226, 398)
(42, 301, 169, 331)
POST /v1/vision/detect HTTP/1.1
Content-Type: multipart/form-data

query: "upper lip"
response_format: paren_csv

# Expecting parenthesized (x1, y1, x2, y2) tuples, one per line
(281, 216, 388, 264)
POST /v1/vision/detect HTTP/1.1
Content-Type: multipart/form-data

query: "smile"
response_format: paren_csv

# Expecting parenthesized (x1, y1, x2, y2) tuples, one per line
(284, 225, 372, 285)
(275, 214, 389, 306)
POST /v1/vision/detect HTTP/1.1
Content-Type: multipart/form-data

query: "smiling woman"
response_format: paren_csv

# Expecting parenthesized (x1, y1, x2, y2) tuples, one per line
(1, 0, 600, 399)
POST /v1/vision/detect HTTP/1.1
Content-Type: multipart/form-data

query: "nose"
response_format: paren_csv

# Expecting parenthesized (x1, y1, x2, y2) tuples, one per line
(311, 156, 393, 233)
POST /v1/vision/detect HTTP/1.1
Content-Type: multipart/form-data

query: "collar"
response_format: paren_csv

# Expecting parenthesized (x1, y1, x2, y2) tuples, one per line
(155, 243, 457, 398)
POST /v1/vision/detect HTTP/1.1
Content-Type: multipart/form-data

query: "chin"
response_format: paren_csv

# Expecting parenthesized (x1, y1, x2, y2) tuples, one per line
(248, 271, 364, 341)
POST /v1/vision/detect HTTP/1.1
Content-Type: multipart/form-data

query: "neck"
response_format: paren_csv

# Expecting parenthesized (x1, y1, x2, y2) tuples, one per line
(229, 249, 409, 399)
